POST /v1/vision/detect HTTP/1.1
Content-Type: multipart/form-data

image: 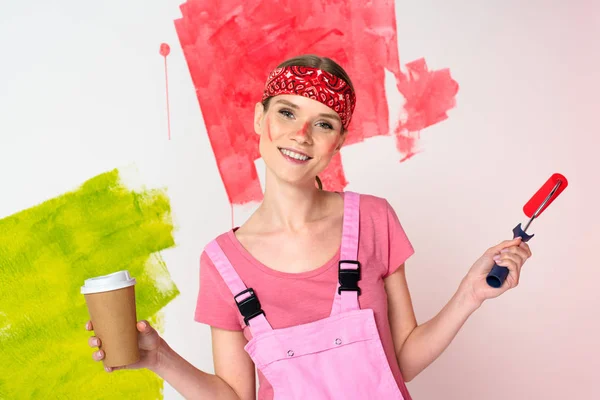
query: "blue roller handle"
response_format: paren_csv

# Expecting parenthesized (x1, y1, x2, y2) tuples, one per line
(486, 223, 534, 288)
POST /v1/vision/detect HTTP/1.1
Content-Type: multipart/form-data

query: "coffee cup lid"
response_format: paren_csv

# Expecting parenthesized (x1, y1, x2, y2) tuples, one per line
(81, 270, 136, 294)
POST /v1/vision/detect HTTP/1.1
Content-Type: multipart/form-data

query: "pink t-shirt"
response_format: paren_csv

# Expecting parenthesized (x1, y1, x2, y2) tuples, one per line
(195, 193, 415, 400)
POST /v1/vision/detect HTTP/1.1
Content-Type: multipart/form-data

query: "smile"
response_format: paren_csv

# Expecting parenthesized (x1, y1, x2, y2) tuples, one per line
(278, 147, 312, 161)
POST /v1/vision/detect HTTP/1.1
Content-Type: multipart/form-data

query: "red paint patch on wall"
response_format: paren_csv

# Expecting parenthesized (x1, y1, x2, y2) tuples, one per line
(174, 0, 458, 205)
(394, 58, 459, 160)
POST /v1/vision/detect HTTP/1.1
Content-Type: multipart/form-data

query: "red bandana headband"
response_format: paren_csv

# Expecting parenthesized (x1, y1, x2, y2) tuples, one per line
(262, 66, 356, 129)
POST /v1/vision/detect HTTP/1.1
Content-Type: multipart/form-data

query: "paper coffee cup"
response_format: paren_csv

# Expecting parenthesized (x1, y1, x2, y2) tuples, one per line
(81, 270, 140, 367)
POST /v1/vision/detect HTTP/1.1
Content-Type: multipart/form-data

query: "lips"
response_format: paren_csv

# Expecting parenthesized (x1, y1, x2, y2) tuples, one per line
(278, 147, 313, 161)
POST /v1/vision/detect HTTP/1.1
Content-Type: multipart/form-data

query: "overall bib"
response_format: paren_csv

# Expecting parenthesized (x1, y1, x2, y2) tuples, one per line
(204, 192, 405, 399)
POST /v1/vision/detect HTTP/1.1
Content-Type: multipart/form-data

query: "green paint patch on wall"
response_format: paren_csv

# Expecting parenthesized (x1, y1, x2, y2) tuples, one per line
(0, 169, 179, 399)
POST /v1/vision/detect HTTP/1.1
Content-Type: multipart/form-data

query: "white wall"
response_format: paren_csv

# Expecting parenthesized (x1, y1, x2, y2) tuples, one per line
(1, 1, 598, 399)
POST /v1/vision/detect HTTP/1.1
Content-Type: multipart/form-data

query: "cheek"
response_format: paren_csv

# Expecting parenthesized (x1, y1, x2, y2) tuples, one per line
(327, 137, 340, 154)
(265, 117, 273, 141)
(327, 141, 337, 154)
(265, 116, 287, 142)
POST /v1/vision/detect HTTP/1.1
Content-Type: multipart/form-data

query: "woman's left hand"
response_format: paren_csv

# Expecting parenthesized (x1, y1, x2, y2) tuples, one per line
(460, 237, 533, 307)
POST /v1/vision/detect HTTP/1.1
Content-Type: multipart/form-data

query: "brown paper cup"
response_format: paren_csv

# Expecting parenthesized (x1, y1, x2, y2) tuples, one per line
(82, 271, 140, 367)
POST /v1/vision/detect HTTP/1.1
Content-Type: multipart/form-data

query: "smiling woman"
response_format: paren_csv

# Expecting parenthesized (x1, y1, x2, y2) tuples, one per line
(85, 54, 532, 400)
(257, 55, 356, 191)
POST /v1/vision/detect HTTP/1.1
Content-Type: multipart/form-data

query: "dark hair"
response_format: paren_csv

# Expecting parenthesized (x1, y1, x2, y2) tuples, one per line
(261, 54, 355, 121)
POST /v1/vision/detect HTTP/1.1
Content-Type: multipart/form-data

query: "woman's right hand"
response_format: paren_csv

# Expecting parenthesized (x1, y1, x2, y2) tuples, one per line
(86, 319, 163, 373)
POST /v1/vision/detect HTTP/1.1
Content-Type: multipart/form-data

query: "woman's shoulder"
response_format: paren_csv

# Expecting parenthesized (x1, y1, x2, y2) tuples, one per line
(200, 229, 235, 256)
(348, 191, 394, 214)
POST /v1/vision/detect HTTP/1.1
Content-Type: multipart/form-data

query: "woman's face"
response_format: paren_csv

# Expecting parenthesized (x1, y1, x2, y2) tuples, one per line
(254, 94, 346, 187)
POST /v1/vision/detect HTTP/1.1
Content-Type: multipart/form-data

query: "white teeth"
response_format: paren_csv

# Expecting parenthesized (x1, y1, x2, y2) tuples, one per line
(280, 148, 309, 161)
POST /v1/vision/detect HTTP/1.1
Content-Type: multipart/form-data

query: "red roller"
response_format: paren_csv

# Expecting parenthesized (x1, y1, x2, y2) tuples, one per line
(486, 173, 569, 288)
(523, 173, 568, 220)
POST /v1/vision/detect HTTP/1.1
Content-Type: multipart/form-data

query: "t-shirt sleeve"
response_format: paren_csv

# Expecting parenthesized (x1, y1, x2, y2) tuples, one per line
(194, 250, 243, 331)
(384, 199, 415, 278)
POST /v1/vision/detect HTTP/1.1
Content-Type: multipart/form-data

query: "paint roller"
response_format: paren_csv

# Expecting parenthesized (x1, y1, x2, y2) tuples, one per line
(486, 173, 568, 288)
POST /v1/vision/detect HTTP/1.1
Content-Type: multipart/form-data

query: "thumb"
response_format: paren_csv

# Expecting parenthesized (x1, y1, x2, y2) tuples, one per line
(137, 320, 155, 335)
(136, 320, 161, 349)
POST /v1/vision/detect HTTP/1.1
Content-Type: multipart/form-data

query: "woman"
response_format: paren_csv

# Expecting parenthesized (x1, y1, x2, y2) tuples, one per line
(86, 55, 531, 399)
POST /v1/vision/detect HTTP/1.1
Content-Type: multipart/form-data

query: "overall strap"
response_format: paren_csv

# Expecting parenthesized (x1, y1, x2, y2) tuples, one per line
(330, 191, 361, 316)
(204, 239, 273, 336)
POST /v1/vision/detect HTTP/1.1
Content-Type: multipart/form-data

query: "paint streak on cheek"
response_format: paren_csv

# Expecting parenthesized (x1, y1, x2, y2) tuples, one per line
(327, 137, 341, 154)
(266, 117, 273, 142)
(0, 169, 179, 399)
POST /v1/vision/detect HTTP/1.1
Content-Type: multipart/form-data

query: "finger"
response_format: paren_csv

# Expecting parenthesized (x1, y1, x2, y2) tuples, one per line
(500, 246, 529, 263)
(104, 365, 126, 373)
(92, 350, 105, 361)
(85, 321, 94, 331)
(489, 237, 522, 254)
(519, 242, 532, 258)
(88, 336, 101, 348)
(494, 257, 520, 287)
(507, 242, 530, 258)
(495, 252, 524, 271)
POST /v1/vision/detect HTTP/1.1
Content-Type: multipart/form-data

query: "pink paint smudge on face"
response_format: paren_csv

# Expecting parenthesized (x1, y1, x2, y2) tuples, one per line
(174, 0, 458, 206)
(265, 116, 273, 142)
(328, 139, 340, 155)
(297, 121, 310, 140)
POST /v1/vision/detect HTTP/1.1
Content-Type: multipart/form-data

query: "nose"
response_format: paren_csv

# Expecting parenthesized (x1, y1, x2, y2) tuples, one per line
(291, 121, 312, 144)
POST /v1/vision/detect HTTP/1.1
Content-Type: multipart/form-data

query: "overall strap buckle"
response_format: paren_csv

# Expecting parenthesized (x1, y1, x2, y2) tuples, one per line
(338, 260, 361, 295)
(234, 288, 265, 325)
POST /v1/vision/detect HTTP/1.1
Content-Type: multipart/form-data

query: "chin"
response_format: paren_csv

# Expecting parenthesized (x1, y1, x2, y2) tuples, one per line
(269, 168, 313, 187)
(262, 161, 319, 188)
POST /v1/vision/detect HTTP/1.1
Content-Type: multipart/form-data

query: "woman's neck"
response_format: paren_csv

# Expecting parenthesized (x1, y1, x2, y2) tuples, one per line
(256, 174, 329, 233)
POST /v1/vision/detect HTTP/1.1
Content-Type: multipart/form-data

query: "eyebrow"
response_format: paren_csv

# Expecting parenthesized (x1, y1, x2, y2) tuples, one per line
(274, 99, 341, 124)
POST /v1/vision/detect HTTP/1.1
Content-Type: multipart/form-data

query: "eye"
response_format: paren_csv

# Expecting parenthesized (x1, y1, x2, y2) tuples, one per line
(317, 121, 334, 130)
(278, 108, 295, 119)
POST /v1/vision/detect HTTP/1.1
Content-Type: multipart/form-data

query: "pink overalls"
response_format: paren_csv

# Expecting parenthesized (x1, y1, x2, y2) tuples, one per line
(204, 192, 405, 399)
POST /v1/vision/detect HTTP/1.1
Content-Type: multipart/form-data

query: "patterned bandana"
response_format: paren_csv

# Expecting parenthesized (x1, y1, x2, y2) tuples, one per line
(262, 66, 356, 129)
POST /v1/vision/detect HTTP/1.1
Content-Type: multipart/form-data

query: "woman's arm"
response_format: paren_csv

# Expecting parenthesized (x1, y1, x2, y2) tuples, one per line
(212, 327, 257, 400)
(386, 238, 531, 382)
(153, 328, 255, 400)
(385, 265, 479, 382)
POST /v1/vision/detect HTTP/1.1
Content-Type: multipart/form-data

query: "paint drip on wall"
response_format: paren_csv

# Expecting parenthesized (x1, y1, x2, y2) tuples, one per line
(174, 0, 459, 205)
(0, 169, 179, 399)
